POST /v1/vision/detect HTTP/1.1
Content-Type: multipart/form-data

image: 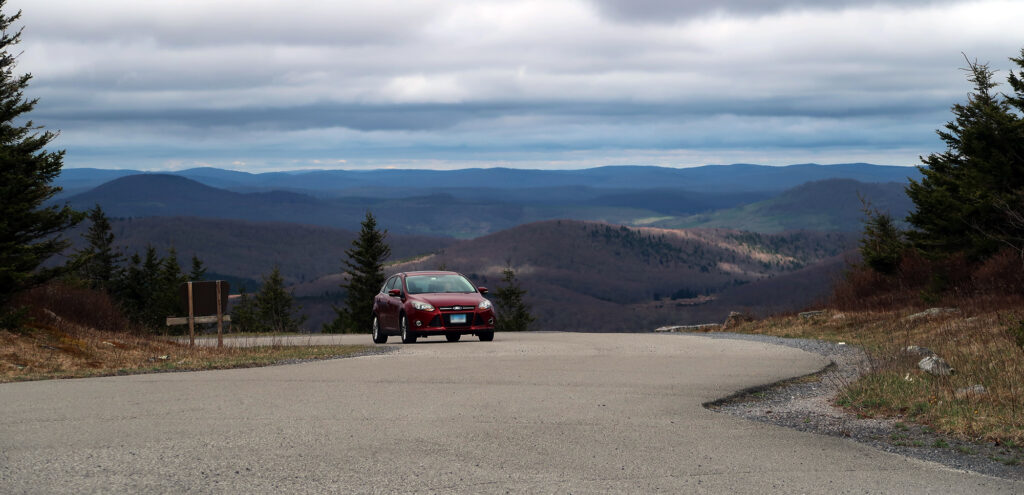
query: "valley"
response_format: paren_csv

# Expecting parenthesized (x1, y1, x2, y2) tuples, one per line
(56, 163, 910, 332)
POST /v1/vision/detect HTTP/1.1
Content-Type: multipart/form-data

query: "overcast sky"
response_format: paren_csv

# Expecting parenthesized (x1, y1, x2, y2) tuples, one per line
(12, 0, 1024, 171)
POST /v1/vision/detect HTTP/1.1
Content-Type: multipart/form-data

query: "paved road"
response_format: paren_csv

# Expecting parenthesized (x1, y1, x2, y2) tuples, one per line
(1, 332, 1019, 493)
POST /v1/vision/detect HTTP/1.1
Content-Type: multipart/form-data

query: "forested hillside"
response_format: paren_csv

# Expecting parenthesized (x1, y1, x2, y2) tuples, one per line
(293, 220, 854, 331)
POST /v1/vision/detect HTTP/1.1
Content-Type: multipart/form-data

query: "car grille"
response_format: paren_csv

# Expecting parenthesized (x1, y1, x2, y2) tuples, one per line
(438, 305, 475, 311)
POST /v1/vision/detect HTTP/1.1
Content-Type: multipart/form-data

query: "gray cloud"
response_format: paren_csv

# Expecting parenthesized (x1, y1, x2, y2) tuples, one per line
(589, 0, 964, 21)
(10, 0, 1023, 171)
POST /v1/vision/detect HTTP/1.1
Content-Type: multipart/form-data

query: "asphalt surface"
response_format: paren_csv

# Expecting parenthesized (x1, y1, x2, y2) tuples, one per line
(2, 332, 1021, 494)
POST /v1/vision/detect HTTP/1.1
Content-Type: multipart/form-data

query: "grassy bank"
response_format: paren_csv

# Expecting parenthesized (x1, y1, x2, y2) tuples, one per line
(0, 322, 372, 383)
(720, 308, 1024, 447)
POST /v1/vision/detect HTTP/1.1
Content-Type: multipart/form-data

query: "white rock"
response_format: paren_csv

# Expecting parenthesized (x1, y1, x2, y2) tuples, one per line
(954, 384, 987, 399)
(905, 307, 959, 321)
(918, 355, 954, 376)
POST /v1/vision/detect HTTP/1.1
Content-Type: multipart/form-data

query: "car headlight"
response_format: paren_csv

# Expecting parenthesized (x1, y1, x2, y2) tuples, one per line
(411, 301, 434, 311)
(478, 300, 492, 310)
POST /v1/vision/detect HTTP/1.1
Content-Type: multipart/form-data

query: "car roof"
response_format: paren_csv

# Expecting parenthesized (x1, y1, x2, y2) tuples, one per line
(400, 271, 461, 277)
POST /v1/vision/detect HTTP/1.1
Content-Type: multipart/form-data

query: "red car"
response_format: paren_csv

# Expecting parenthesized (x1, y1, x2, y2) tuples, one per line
(372, 271, 495, 344)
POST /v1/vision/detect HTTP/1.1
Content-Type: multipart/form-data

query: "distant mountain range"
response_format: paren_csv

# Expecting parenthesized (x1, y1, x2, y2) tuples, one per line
(56, 163, 920, 198)
(62, 164, 918, 237)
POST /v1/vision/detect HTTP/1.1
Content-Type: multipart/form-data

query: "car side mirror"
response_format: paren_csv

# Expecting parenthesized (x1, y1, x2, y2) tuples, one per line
(477, 286, 488, 294)
(388, 289, 402, 297)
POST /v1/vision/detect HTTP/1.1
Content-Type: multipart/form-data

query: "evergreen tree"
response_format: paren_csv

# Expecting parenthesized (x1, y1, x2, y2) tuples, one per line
(328, 212, 391, 333)
(231, 287, 261, 333)
(255, 266, 307, 333)
(906, 53, 1024, 259)
(189, 255, 207, 281)
(155, 248, 187, 327)
(858, 201, 905, 275)
(75, 205, 121, 290)
(493, 264, 535, 332)
(113, 246, 185, 331)
(0, 3, 82, 321)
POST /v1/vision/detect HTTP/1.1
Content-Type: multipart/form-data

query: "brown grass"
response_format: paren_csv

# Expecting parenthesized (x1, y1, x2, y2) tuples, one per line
(725, 307, 1024, 445)
(1, 283, 371, 382)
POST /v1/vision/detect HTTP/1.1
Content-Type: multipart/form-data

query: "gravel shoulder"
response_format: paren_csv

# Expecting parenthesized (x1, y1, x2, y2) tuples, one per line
(697, 332, 1024, 481)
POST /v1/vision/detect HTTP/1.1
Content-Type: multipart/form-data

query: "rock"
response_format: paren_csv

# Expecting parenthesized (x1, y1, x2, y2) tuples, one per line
(903, 345, 936, 357)
(918, 355, 954, 376)
(832, 313, 847, 320)
(905, 307, 959, 321)
(799, 310, 826, 319)
(954, 384, 987, 400)
(722, 311, 754, 329)
(655, 324, 720, 332)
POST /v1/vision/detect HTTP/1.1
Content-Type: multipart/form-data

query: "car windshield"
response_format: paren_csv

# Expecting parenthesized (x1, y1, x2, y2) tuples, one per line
(405, 275, 476, 294)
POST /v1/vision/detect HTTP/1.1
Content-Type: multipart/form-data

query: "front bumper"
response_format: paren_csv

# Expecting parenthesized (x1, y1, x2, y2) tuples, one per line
(407, 309, 495, 334)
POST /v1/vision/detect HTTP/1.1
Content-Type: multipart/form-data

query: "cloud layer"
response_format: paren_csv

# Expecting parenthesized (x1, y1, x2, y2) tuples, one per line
(12, 0, 1024, 170)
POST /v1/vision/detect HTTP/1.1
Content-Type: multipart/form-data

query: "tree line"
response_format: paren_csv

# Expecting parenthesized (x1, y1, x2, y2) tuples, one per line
(856, 49, 1024, 304)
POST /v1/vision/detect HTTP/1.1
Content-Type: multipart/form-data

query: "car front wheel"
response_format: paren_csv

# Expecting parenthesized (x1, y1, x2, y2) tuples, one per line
(372, 316, 387, 344)
(478, 331, 494, 342)
(401, 315, 417, 344)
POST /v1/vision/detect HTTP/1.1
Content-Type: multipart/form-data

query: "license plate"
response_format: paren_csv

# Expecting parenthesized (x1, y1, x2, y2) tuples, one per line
(450, 314, 467, 324)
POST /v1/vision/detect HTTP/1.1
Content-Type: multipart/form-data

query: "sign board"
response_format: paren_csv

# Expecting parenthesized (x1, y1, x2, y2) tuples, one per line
(179, 281, 230, 316)
(169, 280, 230, 348)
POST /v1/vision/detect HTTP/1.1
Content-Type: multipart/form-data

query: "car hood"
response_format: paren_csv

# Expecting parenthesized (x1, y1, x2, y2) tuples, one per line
(415, 293, 484, 308)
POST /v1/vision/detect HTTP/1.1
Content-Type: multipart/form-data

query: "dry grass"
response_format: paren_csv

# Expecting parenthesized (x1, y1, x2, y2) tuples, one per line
(1, 283, 371, 383)
(0, 323, 371, 383)
(724, 307, 1024, 445)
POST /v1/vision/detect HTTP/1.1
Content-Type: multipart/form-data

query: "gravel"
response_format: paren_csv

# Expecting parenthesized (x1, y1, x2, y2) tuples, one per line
(694, 332, 1024, 481)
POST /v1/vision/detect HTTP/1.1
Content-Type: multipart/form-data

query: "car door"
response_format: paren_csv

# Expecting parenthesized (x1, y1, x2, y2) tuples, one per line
(381, 276, 402, 330)
(375, 276, 395, 330)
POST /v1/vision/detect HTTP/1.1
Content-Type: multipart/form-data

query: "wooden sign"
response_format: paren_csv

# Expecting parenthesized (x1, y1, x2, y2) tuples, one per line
(167, 280, 230, 348)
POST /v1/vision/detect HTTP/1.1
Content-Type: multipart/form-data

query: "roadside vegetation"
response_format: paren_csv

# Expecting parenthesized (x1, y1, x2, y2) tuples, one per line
(722, 49, 1024, 450)
(0, 283, 371, 383)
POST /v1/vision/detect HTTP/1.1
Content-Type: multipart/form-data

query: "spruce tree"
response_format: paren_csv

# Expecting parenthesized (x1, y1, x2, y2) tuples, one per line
(493, 265, 535, 332)
(858, 201, 905, 275)
(0, 3, 82, 320)
(75, 205, 121, 290)
(328, 212, 391, 333)
(231, 287, 261, 333)
(255, 266, 306, 333)
(906, 54, 1024, 259)
(189, 255, 207, 281)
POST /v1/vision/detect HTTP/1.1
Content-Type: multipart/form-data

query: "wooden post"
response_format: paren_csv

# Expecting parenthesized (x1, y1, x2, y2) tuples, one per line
(216, 280, 224, 349)
(187, 281, 195, 347)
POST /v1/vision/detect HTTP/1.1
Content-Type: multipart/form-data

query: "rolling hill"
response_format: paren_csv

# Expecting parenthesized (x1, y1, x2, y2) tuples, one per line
(293, 220, 854, 331)
(61, 174, 751, 237)
(62, 217, 456, 286)
(652, 179, 914, 232)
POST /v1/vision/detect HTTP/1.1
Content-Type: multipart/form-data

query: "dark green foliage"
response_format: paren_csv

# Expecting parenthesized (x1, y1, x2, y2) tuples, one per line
(114, 246, 187, 331)
(859, 202, 905, 275)
(189, 255, 207, 281)
(231, 287, 260, 333)
(254, 266, 307, 333)
(74, 205, 121, 290)
(327, 212, 391, 334)
(493, 265, 535, 332)
(906, 53, 1024, 260)
(0, 3, 82, 321)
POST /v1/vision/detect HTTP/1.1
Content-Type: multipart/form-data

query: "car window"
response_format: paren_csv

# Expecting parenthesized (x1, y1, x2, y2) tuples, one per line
(385, 277, 399, 292)
(406, 275, 476, 294)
